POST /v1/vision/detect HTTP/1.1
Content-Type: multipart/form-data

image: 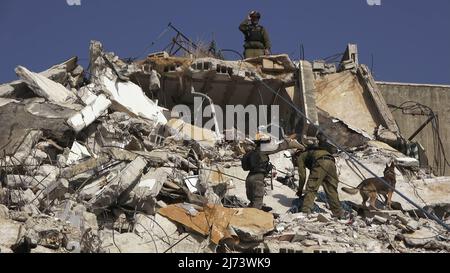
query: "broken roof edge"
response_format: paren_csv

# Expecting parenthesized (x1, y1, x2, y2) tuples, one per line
(376, 81, 450, 88)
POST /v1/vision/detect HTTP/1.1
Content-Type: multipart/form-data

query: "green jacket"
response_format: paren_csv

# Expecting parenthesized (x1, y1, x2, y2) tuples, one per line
(297, 149, 333, 186)
(239, 19, 271, 50)
(245, 148, 270, 174)
(243, 139, 294, 173)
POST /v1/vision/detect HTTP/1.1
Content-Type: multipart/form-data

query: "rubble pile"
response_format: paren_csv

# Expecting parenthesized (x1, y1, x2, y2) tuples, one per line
(0, 41, 448, 253)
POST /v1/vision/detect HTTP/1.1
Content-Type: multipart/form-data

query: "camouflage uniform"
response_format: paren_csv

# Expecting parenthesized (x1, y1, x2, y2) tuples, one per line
(245, 148, 270, 209)
(296, 148, 344, 217)
(239, 19, 271, 59)
(244, 138, 305, 210)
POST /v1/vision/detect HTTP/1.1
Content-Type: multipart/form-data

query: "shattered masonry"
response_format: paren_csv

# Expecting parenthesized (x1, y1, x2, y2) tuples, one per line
(0, 41, 449, 253)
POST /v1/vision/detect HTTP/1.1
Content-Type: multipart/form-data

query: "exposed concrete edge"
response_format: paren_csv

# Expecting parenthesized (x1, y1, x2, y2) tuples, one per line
(357, 65, 400, 134)
(299, 60, 319, 137)
(376, 81, 450, 88)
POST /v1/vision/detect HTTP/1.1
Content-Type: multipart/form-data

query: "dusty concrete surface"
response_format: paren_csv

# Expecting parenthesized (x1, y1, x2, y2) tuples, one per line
(315, 71, 381, 137)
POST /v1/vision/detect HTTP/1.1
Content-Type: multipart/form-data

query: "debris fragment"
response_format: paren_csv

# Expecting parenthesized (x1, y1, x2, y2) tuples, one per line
(15, 66, 77, 104)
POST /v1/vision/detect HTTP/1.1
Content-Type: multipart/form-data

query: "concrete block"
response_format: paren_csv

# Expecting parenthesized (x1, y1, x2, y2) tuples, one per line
(298, 60, 319, 137)
(312, 60, 325, 71)
(262, 59, 285, 72)
(15, 66, 77, 104)
(67, 94, 111, 132)
(395, 157, 419, 168)
(101, 76, 167, 125)
(88, 156, 147, 214)
(373, 215, 388, 224)
(0, 204, 9, 219)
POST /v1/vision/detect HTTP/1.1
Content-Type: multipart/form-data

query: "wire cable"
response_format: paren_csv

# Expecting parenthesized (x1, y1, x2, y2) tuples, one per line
(252, 74, 450, 231)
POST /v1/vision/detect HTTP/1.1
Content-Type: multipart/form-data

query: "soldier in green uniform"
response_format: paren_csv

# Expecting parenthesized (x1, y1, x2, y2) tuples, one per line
(242, 133, 305, 211)
(239, 11, 271, 59)
(243, 142, 270, 210)
(295, 133, 348, 219)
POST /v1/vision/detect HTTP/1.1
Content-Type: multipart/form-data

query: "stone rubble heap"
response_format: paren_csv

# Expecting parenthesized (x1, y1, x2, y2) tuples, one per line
(0, 41, 448, 253)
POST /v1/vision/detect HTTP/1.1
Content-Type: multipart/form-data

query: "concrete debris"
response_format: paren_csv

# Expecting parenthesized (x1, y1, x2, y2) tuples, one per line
(0, 40, 448, 253)
(88, 156, 147, 214)
(101, 76, 167, 124)
(395, 157, 420, 168)
(66, 141, 91, 165)
(166, 118, 221, 148)
(159, 203, 273, 246)
(67, 94, 111, 132)
(1, 57, 80, 99)
(15, 66, 77, 104)
(119, 168, 167, 215)
(0, 218, 23, 249)
(0, 204, 9, 219)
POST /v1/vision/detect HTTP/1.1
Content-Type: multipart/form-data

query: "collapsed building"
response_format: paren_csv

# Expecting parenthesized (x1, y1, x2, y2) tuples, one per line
(0, 40, 449, 253)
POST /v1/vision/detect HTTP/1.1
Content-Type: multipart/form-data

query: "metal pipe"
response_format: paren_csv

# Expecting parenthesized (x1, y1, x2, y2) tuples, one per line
(191, 86, 223, 141)
(408, 114, 435, 141)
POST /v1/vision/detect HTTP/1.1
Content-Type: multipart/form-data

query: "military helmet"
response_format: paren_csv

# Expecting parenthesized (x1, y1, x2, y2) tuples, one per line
(249, 11, 261, 19)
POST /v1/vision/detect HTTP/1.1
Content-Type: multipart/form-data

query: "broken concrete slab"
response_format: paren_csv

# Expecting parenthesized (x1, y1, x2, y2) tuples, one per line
(357, 65, 399, 134)
(76, 84, 98, 105)
(246, 54, 297, 73)
(0, 98, 20, 107)
(159, 203, 237, 245)
(77, 162, 127, 201)
(400, 227, 443, 249)
(0, 100, 77, 158)
(0, 80, 34, 99)
(1, 57, 79, 99)
(298, 60, 319, 138)
(315, 70, 380, 138)
(229, 208, 274, 242)
(88, 156, 147, 214)
(41, 179, 69, 201)
(15, 66, 77, 104)
(66, 141, 91, 165)
(159, 204, 274, 245)
(60, 155, 110, 179)
(166, 118, 219, 148)
(104, 147, 139, 162)
(395, 157, 420, 168)
(101, 76, 167, 124)
(67, 94, 111, 132)
(134, 213, 178, 242)
(100, 230, 155, 253)
(0, 218, 23, 248)
(4, 175, 49, 190)
(0, 204, 9, 219)
(119, 168, 167, 215)
(376, 125, 399, 147)
(9, 189, 38, 207)
(0, 130, 43, 167)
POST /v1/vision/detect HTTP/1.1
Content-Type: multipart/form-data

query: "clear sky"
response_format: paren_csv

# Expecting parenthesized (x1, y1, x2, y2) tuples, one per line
(1, 0, 449, 84)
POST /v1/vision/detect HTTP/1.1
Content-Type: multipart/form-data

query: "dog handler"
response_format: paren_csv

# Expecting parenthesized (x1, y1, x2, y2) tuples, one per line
(295, 133, 349, 219)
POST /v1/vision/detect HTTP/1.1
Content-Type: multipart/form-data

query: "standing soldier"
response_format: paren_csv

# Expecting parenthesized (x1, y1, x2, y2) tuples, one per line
(239, 11, 271, 59)
(242, 133, 305, 211)
(295, 133, 349, 219)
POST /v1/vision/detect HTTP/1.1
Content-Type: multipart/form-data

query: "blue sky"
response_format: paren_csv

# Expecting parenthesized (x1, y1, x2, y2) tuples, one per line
(1, 0, 449, 84)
